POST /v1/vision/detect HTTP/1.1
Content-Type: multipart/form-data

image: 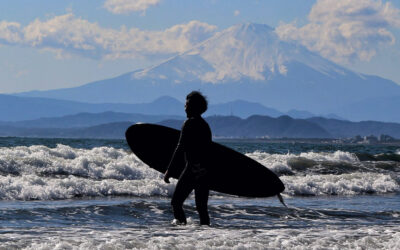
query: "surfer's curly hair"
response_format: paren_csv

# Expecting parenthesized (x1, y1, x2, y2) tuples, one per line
(186, 91, 208, 115)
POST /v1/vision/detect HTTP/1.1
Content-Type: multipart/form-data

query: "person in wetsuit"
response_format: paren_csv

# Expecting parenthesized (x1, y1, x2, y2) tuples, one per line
(164, 91, 212, 226)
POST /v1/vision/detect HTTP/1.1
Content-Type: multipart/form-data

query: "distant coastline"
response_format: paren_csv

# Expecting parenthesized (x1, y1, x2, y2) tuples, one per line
(215, 137, 400, 146)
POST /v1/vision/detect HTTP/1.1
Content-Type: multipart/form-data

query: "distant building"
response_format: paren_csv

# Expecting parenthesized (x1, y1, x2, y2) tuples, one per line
(379, 134, 396, 142)
(338, 134, 397, 144)
(351, 135, 363, 143)
(363, 135, 378, 144)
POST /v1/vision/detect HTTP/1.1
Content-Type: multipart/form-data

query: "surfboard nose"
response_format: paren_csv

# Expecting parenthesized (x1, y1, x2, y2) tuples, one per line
(125, 123, 147, 150)
(125, 124, 136, 141)
(126, 123, 147, 139)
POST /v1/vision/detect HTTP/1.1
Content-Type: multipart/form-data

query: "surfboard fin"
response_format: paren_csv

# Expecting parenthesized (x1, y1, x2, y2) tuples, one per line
(277, 193, 288, 208)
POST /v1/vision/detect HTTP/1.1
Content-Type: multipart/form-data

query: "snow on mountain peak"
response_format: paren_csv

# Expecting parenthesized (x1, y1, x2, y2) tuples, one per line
(133, 23, 347, 83)
(193, 23, 287, 82)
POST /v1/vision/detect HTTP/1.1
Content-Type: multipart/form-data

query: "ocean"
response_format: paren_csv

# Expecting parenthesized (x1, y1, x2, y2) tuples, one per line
(0, 137, 399, 249)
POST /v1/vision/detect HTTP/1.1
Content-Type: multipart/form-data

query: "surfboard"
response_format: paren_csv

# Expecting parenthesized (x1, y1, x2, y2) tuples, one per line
(125, 123, 285, 198)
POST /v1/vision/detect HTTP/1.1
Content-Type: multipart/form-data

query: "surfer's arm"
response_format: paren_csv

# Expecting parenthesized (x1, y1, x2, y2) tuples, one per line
(164, 120, 189, 183)
(164, 137, 184, 183)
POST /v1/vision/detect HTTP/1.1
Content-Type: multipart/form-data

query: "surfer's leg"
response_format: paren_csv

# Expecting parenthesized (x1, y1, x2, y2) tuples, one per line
(194, 183, 210, 226)
(171, 170, 195, 224)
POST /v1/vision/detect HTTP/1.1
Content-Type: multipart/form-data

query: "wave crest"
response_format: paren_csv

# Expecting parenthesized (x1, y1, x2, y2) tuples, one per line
(0, 145, 399, 200)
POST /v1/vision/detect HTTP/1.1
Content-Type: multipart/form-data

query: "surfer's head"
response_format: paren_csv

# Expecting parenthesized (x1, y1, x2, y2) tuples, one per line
(185, 91, 208, 117)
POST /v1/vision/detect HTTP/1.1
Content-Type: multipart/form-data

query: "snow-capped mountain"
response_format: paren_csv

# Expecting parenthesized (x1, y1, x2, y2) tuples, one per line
(134, 23, 347, 83)
(17, 23, 400, 122)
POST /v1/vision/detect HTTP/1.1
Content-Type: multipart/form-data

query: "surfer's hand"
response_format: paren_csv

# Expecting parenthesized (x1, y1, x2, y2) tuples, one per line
(164, 171, 170, 183)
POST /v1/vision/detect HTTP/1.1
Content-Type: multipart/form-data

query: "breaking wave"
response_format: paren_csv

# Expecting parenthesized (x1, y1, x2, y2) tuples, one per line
(0, 145, 399, 200)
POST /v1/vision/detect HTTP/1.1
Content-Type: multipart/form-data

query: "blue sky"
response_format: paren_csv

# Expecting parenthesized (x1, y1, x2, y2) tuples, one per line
(0, 0, 399, 93)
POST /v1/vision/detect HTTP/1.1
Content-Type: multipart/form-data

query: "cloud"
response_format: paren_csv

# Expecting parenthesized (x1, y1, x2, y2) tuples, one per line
(234, 10, 240, 17)
(104, 0, 160, 14)
(0, 21, 23, 44)
(0, 13, 217, 60)
(275, 0, 400, 63)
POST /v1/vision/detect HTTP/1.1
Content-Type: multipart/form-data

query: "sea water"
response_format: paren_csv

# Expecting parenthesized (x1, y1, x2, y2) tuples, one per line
(0, 137, 399, 249)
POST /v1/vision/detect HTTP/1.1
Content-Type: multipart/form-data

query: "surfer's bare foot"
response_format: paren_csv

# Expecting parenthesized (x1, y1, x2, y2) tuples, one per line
(171, 219, 186, 225)
(163, 175, 170, 183)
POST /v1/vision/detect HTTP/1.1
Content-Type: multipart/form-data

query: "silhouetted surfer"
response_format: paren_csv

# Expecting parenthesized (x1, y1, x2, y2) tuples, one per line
(164, 91, 212, 226)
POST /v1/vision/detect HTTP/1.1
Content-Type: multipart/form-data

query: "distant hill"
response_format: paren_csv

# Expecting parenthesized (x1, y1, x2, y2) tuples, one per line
(1, 93, 341, 122)
(0, 94, 185, 121)
(205, 100, 283, 118)
(285, 110, 344, 120)
(1, 115, 399, 139)
(0, 94, 92, 121)
(0, 94, 184, 121)
(307, 117, 400, 138)
(286, 109, 315, 119)
(161, 115, 331, 138)
(2, 111, 183, 128)
(0, 94, 189, 121)
(0, 115, 330, 139)
(0, 122, 132, 139)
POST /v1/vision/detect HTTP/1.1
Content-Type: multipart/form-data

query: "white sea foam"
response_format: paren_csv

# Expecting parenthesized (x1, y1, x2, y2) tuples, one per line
(246, 150, 361, 175)
(2, 171, 395, 200)
(0, 144, 176, 200)
(281, 173, 400, 196)
(0, 145, 398, 200)
(4, 226, 399, 250)
(299, 150, 359, 163)
(242, 151, 398, 196)
(0, 174, 175, 200)
(246, 150, 359, 168)
(0, 144, 159, 180)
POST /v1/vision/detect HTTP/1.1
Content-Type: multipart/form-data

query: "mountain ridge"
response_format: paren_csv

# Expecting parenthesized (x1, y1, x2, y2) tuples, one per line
(2, 114, 400, 139)
(0, 93, 344, 123)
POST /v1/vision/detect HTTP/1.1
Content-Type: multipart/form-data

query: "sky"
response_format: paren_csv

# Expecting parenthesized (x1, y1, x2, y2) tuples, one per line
(0, 0, 400, 93)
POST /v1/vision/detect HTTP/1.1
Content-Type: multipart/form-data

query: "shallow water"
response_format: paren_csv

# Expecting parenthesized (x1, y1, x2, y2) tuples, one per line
(0, 137, 399, 249)
(1, 195, 399, 249)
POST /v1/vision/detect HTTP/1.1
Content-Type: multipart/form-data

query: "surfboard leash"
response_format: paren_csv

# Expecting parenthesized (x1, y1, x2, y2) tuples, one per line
(277, 193, 288, 208)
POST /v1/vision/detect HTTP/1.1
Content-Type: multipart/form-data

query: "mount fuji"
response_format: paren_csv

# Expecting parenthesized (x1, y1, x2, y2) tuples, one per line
(17, 23, 400, 122)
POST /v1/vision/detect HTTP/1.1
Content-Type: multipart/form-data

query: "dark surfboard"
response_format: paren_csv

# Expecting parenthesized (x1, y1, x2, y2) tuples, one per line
(125, 123, 285, 197)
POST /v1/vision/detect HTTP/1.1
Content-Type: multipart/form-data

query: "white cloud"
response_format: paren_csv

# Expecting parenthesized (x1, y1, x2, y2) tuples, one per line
(234, 10, 240, 17)
(0, 21, 23, 44)
(275, 0, 400, 63)
(0, 13, 217, 60)
(104, 0, 160, 14)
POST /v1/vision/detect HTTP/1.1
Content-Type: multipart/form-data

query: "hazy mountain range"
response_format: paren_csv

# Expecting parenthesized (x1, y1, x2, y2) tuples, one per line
(160, 116, 331, 138)
(0, 94, 338, 122)
(0, 94, 183, 121)
(1, 114, 400, 139)
(0, 111, 182, 128)
(14, 23, 400, 123)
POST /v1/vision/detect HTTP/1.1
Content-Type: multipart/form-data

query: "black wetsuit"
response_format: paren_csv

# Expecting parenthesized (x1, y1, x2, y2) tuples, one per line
(167, 115, 212, 225)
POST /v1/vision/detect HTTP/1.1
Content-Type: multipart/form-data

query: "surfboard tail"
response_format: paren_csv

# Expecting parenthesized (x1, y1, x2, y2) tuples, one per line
(277, 193, 288, 208)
